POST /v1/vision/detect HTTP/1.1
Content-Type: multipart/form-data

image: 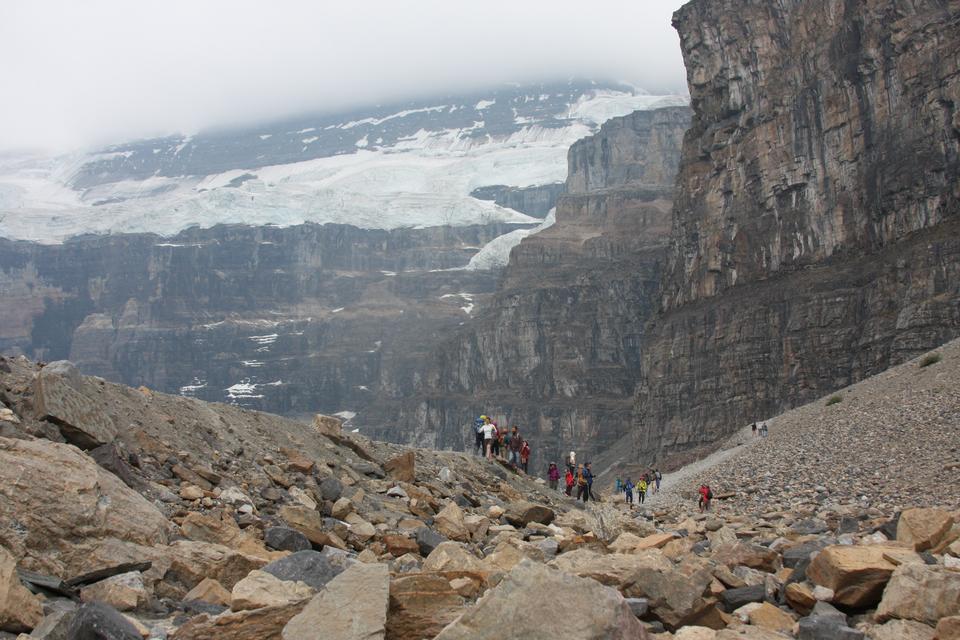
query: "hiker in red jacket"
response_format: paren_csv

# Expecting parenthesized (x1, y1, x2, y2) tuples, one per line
(564, 468, 574, 496)
(698, 484, 713, 512)
(520, 440, 530, 473)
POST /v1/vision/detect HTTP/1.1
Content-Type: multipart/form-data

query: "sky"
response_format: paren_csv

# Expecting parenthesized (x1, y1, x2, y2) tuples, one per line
(0, 0, 689, 153)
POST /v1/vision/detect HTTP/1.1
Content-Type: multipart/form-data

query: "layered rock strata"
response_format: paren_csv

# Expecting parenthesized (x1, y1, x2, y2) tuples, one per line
(631, 0, 960, 463)
(368, 107, 692, 468)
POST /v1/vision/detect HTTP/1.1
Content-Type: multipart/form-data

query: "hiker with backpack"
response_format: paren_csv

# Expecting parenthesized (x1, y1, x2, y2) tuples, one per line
(585, 462, 596, 501)
(576, 464, 590, 502)
(698, 484, 713, 512)
(623, 478, 634, 505)
(481, 419, 496, 460)
(637, 477, 647, 504)
(547, 462, 560, 490)
(564, 467, 575, 496)
(509, 426, 522, 468)
(654, 468, 662, 493)
(474, 416, 486, 455)
(520, 440, 530, 473)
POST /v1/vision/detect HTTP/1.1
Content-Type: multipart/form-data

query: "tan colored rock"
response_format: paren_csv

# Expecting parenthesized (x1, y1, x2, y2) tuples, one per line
(231, 570, 314, 611)
(876, 562, 960, 625)
(897, 508, 954, 552)
(384, 451, 415, 482)
(623, 562, 715, 631)
(282, 562, 388, 640)
(715, 626, 793, 639)
(503, 501, 555, 527)
(712, 542, 780, 573)
(279, 447, 315, 474)
(863, 619, 936, 640)
(313, 414, 342, 437)
(674, 628, 717, 640)
(278, 505, 329, 547)
(463, 514, 490, 541)
(434, 560, 648, 639)
(483, 538, 545, 573)
(288, 487, 316, 510)
(487, 505, 505, 520)
(348, 520, 376, 543)
(386, 573, 464, 640)
(180, 512, 276, 560)
(331, 498, 353, 520)
(634, 532, 677, 550)
(180, 485, 204, 501)
(785, 582, 816, 615)
(170, 601, 306, 640)
(165, 540, 268, 591)
(0, 436, 170, 577)
(448, 577, 480, 598)
(383, 535, 420, 557)
(433, 502, 470, 542)
(184, 578, 232, 606)
(0, 547, 43, 633)
(422, 542, 486, 574)
(807, 545, 918, 608)
(746, 602, 794, 634)
(935, 616, 960, 640)
(80, 571, 148, 612)
(549, 548, 672, 588)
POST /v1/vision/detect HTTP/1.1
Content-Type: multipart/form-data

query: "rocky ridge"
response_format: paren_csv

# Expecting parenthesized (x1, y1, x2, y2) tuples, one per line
(1, 354, 958, 639)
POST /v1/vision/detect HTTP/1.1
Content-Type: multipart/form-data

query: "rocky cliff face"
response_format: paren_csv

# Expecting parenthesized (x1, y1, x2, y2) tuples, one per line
(627, 0, 960, 466)
(469, 183, 566, 218)
(0, 223, 523, 418)
(369, 107, 692, 468)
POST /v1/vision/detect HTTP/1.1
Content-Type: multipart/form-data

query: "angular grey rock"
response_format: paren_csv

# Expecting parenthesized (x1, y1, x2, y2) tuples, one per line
(261, 550, 353, 591)
(319, 477, 343, 502)
(719, 584, 766, 611)
(624, 597, 649, 618)
(414, 527, 447, 557)
(797, 615, 864, 640)
(64, 602, 141, 640)
(34, 361, 118, 449)
(264, 527, 312, 553)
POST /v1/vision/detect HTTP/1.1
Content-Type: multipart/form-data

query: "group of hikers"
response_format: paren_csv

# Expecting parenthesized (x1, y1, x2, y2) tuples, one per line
(751, 421, 769, 437)
(474, 415, 531, 472)
(615, 468, 662, 505)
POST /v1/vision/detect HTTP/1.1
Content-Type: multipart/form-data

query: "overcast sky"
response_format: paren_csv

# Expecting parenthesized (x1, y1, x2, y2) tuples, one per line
(0, 0, 689, 152)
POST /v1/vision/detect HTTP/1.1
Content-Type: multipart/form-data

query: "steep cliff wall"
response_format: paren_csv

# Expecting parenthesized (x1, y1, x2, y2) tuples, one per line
(0, 223, 517, 417)
(628, 0, 960, 466)
(368, 107, 692, 469)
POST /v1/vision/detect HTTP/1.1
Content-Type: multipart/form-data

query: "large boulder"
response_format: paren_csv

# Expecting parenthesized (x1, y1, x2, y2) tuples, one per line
(383, 451, 415, 483)
(862, 619, 936, 640)
(0, 547, 43, 633)
(179, 512, 276, 560)
(807, 545, 919, 608)
(33, 361, 117, 448)
(282, 562, 389, 640)
(896, 508, 954, 552)
(422, 542, 486, 574)
(230, 570, 314, 611)
(548, 548, 672, 589)
(79, 571, 148, 612)
(434, 560, 648, 639)
(65, 602, 141, 640)
(503, 501, 555, 527)
(164, 541, 267, 591)
(0, 437, 169, 577)
(170, 601, 306, 640)
(623, 562, 715, 630)
(875, 562, 960, 625)
(433, 502, 470, 542)
(261, 550, 354, 591)
(386, 573, 464, 640)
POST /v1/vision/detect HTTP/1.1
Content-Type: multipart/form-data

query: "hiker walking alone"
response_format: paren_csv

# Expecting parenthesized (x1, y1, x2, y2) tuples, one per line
(654, 468, 662, 494)
(698, 484, 713, 512)
(547, 462, 560, 490)
(637, 477, 647, 504)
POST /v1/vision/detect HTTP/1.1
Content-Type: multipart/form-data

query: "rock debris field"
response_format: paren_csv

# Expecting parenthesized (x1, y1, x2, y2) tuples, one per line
(0, 343, 958, 640)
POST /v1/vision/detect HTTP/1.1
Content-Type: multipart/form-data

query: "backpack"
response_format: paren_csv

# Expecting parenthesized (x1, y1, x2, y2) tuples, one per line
(706, 488, 713, 500)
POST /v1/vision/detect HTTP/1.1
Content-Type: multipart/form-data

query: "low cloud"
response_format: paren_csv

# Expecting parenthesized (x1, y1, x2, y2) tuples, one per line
(0, 0, 689, 152)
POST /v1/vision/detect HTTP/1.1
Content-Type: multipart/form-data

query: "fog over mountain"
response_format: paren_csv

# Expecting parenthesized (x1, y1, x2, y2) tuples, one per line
(0, 0, 688, 152)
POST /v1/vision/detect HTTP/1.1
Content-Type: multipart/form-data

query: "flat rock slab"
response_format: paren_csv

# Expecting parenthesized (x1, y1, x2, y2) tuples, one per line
(282, 562, 389, 640)
(34, 361, 117, 449)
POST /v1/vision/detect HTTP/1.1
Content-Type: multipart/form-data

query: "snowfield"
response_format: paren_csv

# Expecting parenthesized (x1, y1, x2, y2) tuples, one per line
(0, 88, 687, 244)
